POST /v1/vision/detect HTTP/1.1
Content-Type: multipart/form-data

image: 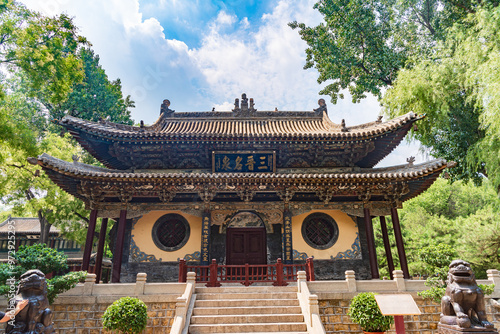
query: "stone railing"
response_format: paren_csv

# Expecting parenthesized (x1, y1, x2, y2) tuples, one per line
(297, 270, 326, 334)
(306, 269, 500, 298)
(170, 272, 196, 334)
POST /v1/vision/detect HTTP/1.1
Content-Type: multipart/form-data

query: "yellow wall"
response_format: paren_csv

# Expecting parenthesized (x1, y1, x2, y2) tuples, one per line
(131, 210, 201, 261)
(292, 210, 358, 259)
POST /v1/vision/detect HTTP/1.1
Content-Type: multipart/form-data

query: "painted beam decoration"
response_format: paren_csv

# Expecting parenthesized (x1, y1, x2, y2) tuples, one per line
(213, 151, 275, 173)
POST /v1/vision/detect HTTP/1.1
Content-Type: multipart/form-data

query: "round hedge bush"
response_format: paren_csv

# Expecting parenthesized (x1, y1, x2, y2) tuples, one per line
(102, 297, 148, 334)
(347, 292, 393, 332)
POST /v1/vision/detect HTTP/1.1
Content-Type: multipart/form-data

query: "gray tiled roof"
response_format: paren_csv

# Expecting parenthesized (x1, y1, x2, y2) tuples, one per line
(35, 153, 448, 181)
(0, 217, 60, 234)
(60, 111, 421, 139)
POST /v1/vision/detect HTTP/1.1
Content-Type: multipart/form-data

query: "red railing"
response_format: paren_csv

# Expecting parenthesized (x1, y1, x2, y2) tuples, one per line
(178, 258, 315, 287)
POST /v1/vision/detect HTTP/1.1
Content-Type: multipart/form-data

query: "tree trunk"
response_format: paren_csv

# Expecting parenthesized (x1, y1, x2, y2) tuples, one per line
(38, 210, 52, 245)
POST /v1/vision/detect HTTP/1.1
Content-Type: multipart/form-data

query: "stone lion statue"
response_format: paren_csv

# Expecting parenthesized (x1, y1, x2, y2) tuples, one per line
(5, 269, 55, 334)
(440, 259, 494, 330)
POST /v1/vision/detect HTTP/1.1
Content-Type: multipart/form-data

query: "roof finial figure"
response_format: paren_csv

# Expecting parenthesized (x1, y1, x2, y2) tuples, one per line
(249, 98, 255, 111)
(341, 119, 348, 132)
(314, 98, 327, 114)
(241, 93, 248, 111)
(233, 98, 240, 111)
(407, 156, 416, 167)
(160, 99, 174, 115)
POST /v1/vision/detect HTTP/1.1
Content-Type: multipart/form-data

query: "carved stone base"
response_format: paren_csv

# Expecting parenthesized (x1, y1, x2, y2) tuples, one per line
(438, 323, 498, 334)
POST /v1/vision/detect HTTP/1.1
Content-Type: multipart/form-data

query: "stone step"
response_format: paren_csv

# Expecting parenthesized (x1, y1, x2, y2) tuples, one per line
(194, 298, 300, 308)
(192, 305, 302, 315)
(195, 292, 297, 300)
(188, 322, 307, 334)
(195, 286, 297, 294)
(190, 313, 304, 325)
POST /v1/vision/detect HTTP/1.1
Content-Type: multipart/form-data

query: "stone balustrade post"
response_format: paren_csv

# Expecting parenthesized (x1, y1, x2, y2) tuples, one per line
(393, 270, 406, 292)
(175, 296, 187, 317)
(83, 273, 96, 296)
(297, 271, 307, 293)
(345, 270, 357, 292)
(186, 271, 196, 286)
(135, 273, 147, 295)
(487, 269, 500, 286)
(308, 294, 319, 315)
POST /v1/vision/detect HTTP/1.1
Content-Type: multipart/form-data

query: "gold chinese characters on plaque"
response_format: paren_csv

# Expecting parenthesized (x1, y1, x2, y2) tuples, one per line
(213, 151, 276, 173)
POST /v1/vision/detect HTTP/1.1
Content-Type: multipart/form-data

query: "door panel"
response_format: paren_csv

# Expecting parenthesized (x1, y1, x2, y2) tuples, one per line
(226, 227, 266, 265)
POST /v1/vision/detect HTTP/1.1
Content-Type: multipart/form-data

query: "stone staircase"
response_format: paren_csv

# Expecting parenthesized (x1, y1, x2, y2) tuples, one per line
(188, 285, 308, 334)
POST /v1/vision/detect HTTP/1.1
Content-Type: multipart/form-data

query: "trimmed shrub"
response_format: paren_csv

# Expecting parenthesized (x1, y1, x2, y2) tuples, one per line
(102, 297, 148, 334)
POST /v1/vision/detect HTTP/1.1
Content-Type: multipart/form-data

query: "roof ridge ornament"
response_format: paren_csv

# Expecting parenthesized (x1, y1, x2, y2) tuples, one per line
(341, 119, 348, 132)
(160, 99, 175, 115)
(232, 93, 256, 115)
(314, 98, 327, 115)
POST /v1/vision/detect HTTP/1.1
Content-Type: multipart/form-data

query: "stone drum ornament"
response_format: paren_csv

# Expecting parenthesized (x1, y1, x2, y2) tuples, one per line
(5, 270, 55, 334)
(438, 259, 497, 334)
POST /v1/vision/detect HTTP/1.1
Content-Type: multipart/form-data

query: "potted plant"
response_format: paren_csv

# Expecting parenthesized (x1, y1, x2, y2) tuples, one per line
(348, 292, 393, 333)
(102, 297, 148, 334)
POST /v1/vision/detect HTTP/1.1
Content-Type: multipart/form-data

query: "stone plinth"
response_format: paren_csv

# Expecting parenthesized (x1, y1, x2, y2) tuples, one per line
(438, 323, 498, 334)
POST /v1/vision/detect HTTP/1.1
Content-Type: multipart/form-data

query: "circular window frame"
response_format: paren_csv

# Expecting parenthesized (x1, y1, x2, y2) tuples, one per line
(301, 213, 339, 250)
(152, 214, 190, 252)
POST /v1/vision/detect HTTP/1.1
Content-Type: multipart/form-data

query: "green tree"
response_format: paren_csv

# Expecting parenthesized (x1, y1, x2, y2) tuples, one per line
(0, 3, 134, 244)
(46, 48, 134, 126)
(0, 0, 87, 103)
(0, 132, 88, 244)
(375, 178, 500, 279)
(291, 0, 500, 185)
(288, 0, 486, 103)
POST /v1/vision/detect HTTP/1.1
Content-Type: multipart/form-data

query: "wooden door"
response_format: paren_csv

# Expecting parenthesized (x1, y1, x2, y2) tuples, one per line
(226, 227, 267, 265)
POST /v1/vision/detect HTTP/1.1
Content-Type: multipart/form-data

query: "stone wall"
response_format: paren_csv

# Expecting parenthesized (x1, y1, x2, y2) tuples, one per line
(51, 296, 176, 334)
(0, 296, 176, 334)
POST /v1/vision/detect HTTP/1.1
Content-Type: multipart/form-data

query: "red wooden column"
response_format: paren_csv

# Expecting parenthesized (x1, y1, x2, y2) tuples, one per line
(379, 216, 395, 279)
(82, 209, 98, 271)
(112, 210, 127, 283)
(364, 208, 379, 279)
(391, 207, 410, 279)
(94, 218, 108, 283)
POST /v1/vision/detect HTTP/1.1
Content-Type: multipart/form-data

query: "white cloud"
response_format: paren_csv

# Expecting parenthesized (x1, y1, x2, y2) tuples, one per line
(213, 11, 236, 26)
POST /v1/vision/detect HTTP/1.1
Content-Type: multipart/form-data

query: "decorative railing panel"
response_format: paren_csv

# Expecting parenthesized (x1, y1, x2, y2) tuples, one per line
(178, 257, 314, 286)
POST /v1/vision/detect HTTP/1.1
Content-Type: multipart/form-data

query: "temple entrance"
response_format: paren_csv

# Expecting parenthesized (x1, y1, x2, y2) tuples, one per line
(226, 227, 267, 265)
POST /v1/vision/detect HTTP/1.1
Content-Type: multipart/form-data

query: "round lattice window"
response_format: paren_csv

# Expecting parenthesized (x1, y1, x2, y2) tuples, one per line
(152, 214, 190, 252)
(301, 213, 339, 250)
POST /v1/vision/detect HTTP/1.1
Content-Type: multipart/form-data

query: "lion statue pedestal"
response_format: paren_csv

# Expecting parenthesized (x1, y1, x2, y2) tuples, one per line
(438, 260, 497, 334)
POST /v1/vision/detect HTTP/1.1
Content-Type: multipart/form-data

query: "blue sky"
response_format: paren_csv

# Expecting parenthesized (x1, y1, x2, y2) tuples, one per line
(138, 0, 276, 48)
(22, 0, 424, 166)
